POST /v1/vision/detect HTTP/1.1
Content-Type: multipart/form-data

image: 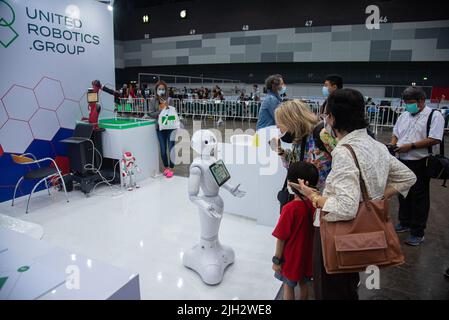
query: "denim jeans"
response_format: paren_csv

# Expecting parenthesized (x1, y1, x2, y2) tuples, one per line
(156, 129, 175, 168)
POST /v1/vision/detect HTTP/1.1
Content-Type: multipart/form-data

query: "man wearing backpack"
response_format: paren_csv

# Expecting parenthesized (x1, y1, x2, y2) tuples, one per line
(391, 87, 445, 246)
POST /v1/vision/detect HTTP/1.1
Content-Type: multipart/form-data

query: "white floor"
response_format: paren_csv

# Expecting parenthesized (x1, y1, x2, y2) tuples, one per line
(0, 176, 280, 300)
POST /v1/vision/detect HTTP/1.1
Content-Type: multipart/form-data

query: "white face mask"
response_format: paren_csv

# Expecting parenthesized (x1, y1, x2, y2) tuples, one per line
(287, 185, 295, 195)
(157, 89, 165, 96)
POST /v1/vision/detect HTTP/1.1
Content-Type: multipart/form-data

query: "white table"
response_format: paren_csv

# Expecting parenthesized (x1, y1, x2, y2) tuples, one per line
(99, 118, 160, 184)
(217, 127, 286, 227)
(0, 227, 140, 300)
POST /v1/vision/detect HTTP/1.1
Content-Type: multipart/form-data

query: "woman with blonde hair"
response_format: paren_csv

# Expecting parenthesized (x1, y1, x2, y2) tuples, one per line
(274, 99, 334, 190)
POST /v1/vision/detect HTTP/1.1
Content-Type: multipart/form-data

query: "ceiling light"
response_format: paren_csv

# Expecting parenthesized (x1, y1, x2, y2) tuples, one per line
(180, 10, 187, 19)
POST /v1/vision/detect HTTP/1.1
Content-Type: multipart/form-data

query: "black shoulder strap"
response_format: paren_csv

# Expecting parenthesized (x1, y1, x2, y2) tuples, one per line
(426, 110, 435, 154)
(300, 135, 307, 162)
(282, 136, 308, 190)
(313, 122, 329, 154)
(427, 109, 445, 156)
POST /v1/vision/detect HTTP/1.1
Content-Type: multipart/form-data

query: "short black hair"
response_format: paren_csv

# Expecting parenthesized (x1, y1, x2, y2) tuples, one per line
(287, 162, 319, 196)
(402, 86, 426, 102)
(265, 74, 283, 92)
(324, 74, 343, 89)
(327, 88, 368, 133)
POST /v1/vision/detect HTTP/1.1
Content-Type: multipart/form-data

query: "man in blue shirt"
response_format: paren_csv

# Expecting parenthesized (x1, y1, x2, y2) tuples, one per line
(256, 74, 286, 130)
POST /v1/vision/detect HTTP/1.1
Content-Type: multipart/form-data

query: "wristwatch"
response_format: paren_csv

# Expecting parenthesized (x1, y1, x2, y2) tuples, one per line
(411, 143, 417, 150)
(272, 256, 284, 265)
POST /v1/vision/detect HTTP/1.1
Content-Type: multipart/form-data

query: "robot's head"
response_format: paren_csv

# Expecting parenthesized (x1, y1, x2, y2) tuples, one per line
(123, 151, 134, 161)
(191, 130, 217, 156)
(92, 80, 101, 91)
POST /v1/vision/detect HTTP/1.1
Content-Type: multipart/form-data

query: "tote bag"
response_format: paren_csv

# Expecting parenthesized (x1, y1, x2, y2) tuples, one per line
(320, 144, 405, 274)
(158, 106, 180, 130)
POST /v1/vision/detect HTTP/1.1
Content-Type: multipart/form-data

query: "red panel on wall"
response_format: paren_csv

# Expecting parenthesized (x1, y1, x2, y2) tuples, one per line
(431, 87, 449, 102)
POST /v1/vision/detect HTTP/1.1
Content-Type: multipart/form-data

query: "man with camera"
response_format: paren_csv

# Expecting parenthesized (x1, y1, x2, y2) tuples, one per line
(390, 86, 445, 246)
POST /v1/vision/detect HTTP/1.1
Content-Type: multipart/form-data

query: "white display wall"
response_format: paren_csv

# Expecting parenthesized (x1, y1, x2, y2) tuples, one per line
(0, 0, 115, 202)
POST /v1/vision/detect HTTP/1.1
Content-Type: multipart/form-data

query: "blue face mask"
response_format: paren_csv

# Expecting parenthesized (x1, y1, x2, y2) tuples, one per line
(405, 103, 419, 114)
(157, 89, 166, 96)
(278, 86, 287, 95)
(322, 86, 329, 97)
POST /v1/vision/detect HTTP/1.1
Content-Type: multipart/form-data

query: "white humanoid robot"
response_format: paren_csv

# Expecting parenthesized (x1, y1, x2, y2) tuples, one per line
(184, 130, 246, 285)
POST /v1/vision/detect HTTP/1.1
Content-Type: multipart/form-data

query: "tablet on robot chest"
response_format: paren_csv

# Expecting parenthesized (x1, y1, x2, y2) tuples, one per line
(209, 160, 231, 187)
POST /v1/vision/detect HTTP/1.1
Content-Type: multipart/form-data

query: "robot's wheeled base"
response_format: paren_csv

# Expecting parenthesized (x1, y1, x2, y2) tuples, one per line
(183, 240, 234, 285)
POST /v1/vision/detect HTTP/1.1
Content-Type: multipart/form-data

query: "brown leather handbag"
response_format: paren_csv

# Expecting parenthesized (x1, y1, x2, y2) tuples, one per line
(320, 144, 405, 274)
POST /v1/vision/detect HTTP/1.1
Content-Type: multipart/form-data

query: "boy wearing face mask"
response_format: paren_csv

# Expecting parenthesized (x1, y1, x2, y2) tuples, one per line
(149, 80, 176, 178)
(272, 161, 317, 300)
(392, 86, 445, 246)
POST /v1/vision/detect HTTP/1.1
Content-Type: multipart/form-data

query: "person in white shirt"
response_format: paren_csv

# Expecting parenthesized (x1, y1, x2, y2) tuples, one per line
(292, 88, 416, 300)
(391, 86, 445, 246)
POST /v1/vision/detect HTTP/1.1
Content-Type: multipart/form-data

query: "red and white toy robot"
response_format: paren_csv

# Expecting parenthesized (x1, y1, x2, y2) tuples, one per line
(121, 151, 141, 191)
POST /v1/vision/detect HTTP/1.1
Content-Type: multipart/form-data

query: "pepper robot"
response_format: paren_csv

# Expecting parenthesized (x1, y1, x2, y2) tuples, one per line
(184, 130, 246, 285)
(121, 151, 140, 191)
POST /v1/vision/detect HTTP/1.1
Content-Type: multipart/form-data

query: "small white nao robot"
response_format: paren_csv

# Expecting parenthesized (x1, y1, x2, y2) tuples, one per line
(121, 151, 141, 191)
(184, 130, 246, 285)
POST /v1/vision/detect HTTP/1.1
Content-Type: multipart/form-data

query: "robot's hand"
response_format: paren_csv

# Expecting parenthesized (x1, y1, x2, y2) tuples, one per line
(203, 203, 222, 219)
(231, 184, 246, 198)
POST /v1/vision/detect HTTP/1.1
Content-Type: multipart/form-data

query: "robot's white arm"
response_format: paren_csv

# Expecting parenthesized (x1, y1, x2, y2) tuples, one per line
(188, 166, 221, 218)
(132, 160, 141, 173)
(222, 181, 246, 198)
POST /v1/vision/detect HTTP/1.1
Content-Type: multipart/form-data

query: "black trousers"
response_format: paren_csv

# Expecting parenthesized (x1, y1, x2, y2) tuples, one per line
(398, 158, 430, 238)
(313, 228, 360, 300)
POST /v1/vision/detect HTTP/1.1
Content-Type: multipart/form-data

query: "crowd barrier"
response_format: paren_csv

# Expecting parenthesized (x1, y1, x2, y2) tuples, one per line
(117, 98, 448, 132)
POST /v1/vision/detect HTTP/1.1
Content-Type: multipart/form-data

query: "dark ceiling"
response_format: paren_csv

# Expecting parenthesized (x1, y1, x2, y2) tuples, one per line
(112, 0, 449, 40)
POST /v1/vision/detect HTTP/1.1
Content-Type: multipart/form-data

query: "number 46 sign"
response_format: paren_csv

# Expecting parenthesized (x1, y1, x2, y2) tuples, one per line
(366, 5, 388, 30)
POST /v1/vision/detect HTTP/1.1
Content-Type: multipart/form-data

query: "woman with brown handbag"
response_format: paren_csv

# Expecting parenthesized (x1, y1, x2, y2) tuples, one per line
(291, 89, 416, 300)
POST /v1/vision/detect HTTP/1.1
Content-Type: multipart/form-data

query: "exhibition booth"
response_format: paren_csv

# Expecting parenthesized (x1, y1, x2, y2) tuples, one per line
(0, 0, 283, 300)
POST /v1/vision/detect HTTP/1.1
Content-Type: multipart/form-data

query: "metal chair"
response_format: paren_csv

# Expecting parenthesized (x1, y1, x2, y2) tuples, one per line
(11, 153, 69, 213)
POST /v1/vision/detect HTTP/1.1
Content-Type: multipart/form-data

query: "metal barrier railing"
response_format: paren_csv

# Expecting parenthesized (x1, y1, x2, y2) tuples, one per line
(116, 98, 261, 124)
(175, 99, 261, 122)
(117, 98, 147, 115)
(116, 98, 447, 133)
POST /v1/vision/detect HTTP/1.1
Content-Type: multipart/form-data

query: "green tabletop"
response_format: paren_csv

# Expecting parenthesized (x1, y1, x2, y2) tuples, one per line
(98, 117, 156, 129)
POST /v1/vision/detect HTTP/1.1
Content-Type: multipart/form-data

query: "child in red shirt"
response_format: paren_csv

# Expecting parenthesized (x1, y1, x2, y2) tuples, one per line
(272, 161, 318, 300)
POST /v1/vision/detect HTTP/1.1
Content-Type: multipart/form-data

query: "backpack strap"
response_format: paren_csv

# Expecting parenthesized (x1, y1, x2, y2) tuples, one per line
(426, 110, 436, 155)
(426, 109, 445, 157)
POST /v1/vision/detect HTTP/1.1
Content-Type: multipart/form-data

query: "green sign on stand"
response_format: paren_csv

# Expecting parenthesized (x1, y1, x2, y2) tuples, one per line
(0, 277, 8, 290)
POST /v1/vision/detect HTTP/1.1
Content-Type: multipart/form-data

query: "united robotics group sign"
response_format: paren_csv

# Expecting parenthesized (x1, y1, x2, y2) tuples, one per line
(0, 0, 115, 202)
(1, 0, 101, 55)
